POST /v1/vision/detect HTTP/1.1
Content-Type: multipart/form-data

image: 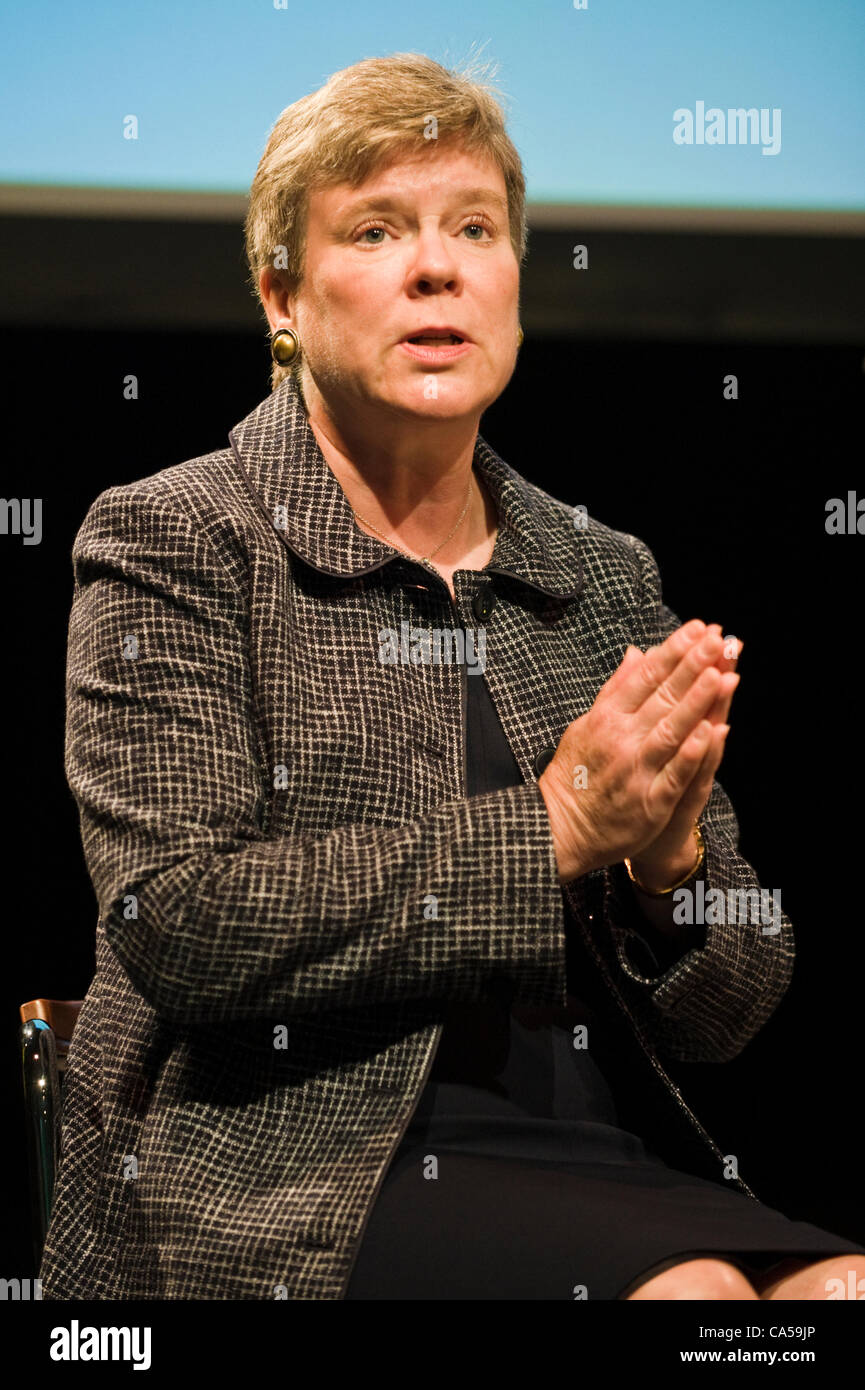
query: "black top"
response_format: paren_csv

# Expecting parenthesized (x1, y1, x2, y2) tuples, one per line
(426, 666, 617, 1121)
(401, 661, 663, 1164)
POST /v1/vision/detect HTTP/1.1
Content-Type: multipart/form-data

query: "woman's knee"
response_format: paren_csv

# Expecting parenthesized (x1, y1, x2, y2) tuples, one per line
(625, 1256, 760, 1300)
(757, 1253, 865, 1300)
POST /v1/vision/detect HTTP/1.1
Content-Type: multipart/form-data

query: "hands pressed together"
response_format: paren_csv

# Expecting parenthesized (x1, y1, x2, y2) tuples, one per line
(538, 621, 742, 888)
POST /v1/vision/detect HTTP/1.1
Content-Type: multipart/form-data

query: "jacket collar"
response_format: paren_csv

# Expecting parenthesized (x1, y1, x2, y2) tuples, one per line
(228, 375, 582, 599)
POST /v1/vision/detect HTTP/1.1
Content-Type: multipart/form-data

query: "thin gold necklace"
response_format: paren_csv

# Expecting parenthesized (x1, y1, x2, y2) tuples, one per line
(349, 473, 474, 563)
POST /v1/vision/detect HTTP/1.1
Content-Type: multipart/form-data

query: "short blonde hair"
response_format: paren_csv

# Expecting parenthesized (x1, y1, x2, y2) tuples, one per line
(243, 51, 528, 393)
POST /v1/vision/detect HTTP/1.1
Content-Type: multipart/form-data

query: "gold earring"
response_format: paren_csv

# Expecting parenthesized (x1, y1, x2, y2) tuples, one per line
(517, 325, 524, 347)
(271, 327, 300, 365)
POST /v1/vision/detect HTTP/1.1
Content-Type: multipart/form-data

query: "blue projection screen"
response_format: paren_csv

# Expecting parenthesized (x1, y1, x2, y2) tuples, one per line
(1, 0, 862, 216)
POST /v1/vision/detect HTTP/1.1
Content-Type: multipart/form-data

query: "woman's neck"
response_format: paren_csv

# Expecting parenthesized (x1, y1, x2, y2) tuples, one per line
(304, 396, 499, 581)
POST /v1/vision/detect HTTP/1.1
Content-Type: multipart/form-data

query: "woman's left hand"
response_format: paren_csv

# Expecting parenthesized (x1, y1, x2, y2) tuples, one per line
(627, 629, 743, 892)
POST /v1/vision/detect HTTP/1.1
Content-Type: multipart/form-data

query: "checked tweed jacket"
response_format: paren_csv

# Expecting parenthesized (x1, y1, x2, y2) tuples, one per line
(40, 375, 794, 1300)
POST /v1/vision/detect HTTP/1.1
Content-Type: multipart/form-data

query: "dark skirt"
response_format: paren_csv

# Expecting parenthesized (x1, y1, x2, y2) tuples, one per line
(344, 1094, 865, 1300)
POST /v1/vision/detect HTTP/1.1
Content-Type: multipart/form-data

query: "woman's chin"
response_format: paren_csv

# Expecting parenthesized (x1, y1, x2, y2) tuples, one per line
(373, 367, 504, 421)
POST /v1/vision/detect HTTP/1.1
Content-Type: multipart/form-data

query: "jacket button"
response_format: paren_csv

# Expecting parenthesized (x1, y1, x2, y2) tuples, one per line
(301, 1233, 336, 1251)
(533, 745, 556, 778)
(472, 581, 496, 622)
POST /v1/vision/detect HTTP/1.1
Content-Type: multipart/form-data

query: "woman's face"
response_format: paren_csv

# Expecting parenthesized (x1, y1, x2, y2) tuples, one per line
(267, 143, 521, 425)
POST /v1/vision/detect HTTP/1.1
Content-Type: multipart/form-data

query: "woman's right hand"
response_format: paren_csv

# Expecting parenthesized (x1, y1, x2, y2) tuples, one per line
(537, 621, 740, 884)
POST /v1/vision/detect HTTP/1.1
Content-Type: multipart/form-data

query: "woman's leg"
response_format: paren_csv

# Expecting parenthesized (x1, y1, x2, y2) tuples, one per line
(752, 1254, 865, 1300)
(625, 1253, 865, 1300)
(624, 1258, 760, 1300)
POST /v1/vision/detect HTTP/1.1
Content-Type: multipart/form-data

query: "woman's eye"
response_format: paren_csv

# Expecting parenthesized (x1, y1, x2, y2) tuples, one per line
(355, 219, 493, 245)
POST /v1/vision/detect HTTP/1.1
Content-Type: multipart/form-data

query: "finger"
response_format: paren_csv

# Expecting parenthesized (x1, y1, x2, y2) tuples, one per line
(629, 626, 728, 734)
(649, 718, 716, 808)
(630, 623, 732, 741)
(706, 670, 740, 725)
(715, 636, 744, 674)
(676, 739, 728, 835)
(675, 722, 728, 814)
(639, 662, 729, 775)
(636, 632, 742, 735)
(612, 620, 708, 714)
(668, 721, 729, 814)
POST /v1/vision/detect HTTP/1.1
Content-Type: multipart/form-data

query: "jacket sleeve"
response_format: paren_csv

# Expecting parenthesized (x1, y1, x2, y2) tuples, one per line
(65, 484, 567, 1025)
(596, 532, 795, 1063)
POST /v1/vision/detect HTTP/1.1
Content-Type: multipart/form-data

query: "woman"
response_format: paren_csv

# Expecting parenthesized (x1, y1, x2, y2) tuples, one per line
(41, 52, 864, 1301)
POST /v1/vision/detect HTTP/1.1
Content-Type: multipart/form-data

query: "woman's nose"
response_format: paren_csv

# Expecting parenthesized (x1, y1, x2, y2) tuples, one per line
(407, 224, 461, 284)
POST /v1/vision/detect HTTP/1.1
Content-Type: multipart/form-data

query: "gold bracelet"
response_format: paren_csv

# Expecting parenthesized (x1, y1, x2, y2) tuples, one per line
(624, 823, 705, 896)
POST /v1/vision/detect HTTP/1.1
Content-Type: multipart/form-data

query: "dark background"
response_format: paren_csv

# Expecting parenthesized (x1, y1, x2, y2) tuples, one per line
(3, 205, 864, 1276)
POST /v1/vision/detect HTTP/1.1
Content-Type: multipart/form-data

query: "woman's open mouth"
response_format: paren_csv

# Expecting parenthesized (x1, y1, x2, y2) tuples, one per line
(400, 334, 472, 362)
(407, 334, 463, 345)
